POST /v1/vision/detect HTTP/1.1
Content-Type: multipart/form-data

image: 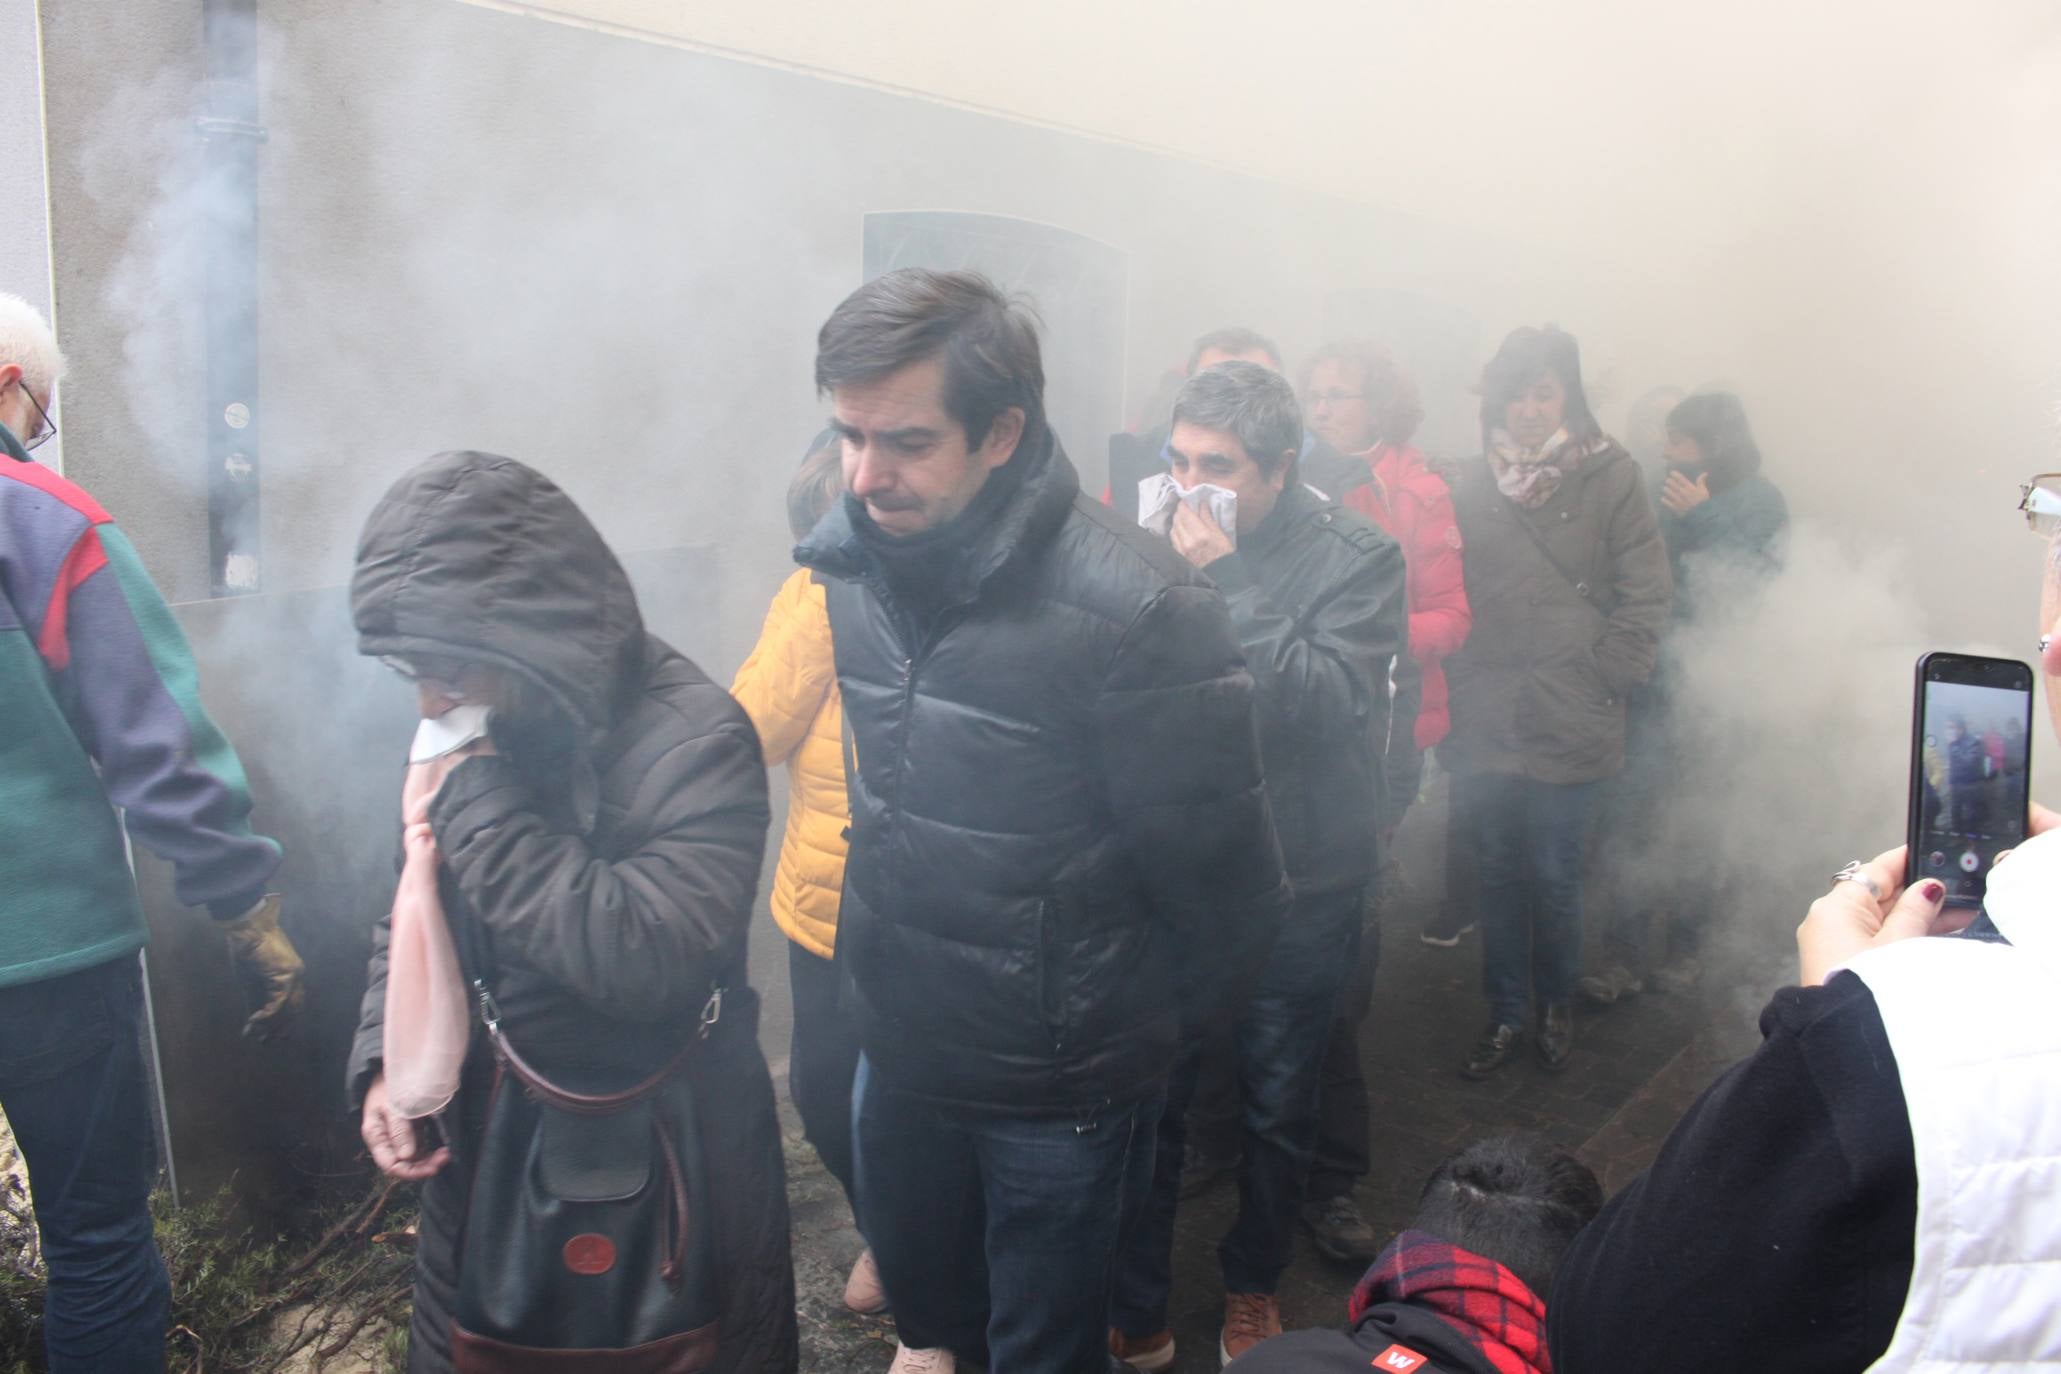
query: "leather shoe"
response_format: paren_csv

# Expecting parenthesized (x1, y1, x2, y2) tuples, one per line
(1537, 1001, 1575, 1071)
(1461, 1022, 1523, 1079)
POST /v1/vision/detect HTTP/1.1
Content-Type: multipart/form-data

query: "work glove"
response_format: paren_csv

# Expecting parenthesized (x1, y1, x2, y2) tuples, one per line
(220, 893, 306, 1042)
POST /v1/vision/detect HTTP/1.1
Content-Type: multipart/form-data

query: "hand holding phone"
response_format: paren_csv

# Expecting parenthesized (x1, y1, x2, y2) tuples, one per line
(1906, 652, 2035, 906)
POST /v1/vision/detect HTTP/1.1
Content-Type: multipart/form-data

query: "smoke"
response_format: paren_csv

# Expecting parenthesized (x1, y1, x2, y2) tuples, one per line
(34, 0, 2061, 1193)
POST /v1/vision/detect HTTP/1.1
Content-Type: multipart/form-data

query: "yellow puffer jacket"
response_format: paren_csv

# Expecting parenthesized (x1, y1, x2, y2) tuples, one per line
(731, 568, 847, 958)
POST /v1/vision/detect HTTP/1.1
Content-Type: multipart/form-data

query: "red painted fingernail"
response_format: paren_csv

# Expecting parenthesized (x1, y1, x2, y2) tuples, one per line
(1921, 881, 1945, 903)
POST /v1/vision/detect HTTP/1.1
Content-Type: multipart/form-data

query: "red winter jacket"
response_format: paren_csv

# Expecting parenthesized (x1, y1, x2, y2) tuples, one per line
(1342, 444, 1470, 748)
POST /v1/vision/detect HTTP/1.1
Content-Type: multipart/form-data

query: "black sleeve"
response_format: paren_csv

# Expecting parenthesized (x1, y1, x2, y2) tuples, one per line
(1206, 533, 1408, 753)
(1549, 973, 1915, 1374)
(1096, 582, 1293, 1026)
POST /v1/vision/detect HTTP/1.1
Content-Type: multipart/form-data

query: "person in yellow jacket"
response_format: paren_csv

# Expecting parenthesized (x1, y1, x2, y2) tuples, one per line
(731, 436, 890, 1317)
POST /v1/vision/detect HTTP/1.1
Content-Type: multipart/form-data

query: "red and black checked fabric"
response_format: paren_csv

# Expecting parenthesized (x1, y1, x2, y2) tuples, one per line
(1349, 1230, 1552, 1374)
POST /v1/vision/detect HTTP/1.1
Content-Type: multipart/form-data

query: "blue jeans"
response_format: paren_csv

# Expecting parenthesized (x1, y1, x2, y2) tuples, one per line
(852, 1055, 1162, 1372)
(0, 956, 169, 1373)
(1111, 887, 1362, 1334)
(1464, 773, 1599, 1026)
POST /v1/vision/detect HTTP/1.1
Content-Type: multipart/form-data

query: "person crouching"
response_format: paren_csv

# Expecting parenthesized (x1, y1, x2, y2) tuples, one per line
(1228, 1134, 1602, 1373)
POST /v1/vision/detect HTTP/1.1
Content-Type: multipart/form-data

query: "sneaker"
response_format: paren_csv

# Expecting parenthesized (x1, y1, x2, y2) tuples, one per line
(1461, 1022, 1523, 1079)
(1649, 954, 1703, 996)
(1419, 906, 1476, 948)
(888, 1344, 955, 1373)
(1109, 1327, 1176, 1372)
(842, 1247, 889, 1316)
(1301, 1194, 1381, 1263)
(1537, 1001, 1575, 1072)
(1179, 1149, 1240, 1199)
(1577, 962, 1644, 1006)
(1219, 1292, 1283, 1365)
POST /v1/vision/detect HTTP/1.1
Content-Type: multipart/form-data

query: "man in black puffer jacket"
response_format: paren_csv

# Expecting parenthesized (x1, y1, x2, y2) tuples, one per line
(1110, 361, 1407, 1370)
(795, 270, 1292, 1374)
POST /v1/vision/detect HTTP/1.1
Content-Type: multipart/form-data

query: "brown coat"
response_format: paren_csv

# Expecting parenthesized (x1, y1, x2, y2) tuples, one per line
(1442, 440, 1672, 784)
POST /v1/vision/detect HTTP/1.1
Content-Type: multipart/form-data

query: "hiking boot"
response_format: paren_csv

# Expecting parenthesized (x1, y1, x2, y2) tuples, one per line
(1461, 1022, 1524, 1079)
(843, 1247, 889, 1315)
(1418, 906, 1476, 948)
(1649, 954, 1704, 996)
(1219, 1292, 1283, 1365)
(1179, 1148, 1240, 1199)
(1537, 1001, 1575, 1072)
(1577, 962, 1644, 1006)
(1301, 1194, 1382, 1263)
(888, 1344, 955, 1373)
(1109, 1327, 1176, 1371)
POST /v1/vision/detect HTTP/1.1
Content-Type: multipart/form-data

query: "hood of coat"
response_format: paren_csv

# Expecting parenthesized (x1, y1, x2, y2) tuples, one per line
(351, 452, 647, 823)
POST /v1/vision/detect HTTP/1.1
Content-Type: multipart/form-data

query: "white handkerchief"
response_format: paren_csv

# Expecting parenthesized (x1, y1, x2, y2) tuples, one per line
(1137, 474, 1238, 549)
(409, 703, 494, 764)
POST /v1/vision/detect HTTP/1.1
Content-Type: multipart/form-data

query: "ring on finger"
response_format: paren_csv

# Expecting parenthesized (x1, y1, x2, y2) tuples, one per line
(1832, 859, 1883, 901)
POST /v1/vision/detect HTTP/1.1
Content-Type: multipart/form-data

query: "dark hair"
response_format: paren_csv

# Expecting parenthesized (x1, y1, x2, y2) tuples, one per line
(1666, 391, 1763, 494)
(1187, 326, 1282, 376)
(1301, 338, 1426, 446)
(1479, 325, 1599, 449)
(786, 428, 845, 541)
(1170, 360, 1303, 477)
(1410, 1134, 1604, 1298)
(815, 269, 1045, 451)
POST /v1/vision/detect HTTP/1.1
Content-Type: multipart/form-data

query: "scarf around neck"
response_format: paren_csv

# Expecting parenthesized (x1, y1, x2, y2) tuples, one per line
(1351, 1230, 1554, 1374)
(1488, 427, 1578, 509)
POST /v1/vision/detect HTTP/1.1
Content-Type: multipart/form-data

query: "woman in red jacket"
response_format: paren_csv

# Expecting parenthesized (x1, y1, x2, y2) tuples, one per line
(1305, 340, 1471, 748)
(1294, 339, 1473, 1262)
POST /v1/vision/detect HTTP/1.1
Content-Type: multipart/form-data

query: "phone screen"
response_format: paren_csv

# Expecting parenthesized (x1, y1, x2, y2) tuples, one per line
(1910, 654, 2034, 907)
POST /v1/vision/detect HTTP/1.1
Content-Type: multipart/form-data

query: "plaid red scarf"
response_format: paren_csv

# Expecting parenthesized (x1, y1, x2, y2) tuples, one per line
(1350, 1230, 1553, 1374)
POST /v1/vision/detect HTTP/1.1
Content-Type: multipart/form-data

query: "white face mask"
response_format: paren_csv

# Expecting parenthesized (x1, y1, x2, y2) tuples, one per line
(409, 702, 494, 764)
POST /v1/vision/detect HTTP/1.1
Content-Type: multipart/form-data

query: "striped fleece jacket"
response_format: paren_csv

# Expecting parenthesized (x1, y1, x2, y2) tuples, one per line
(0, 422, 279, 988)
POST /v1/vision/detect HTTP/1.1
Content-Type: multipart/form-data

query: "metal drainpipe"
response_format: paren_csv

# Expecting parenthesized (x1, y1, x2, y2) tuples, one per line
(197, 0, 264, 596)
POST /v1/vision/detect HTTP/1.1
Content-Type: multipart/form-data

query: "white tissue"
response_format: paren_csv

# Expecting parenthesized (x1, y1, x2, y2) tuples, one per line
(409, 703, 494, 764)
(1137, 474, 1238, 548)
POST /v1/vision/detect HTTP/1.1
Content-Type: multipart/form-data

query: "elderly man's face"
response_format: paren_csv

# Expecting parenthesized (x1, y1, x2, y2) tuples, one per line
(0, 367, 48, 448)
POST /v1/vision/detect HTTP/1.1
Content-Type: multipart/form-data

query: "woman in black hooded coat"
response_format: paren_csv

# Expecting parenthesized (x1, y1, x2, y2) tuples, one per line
(345, 451, 796, 1372)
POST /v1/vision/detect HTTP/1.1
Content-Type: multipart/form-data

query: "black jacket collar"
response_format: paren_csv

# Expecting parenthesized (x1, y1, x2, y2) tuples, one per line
(796, 429, 1081, 612)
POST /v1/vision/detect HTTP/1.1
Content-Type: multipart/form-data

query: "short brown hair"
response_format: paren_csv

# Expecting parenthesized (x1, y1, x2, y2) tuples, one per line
(815, 269, 1045, 450)
(1301, 339, 1425, 447)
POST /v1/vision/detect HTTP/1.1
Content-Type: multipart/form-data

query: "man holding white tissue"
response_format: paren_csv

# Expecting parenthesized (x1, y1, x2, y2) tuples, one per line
(346, 452, 795, 1372)
(1112, 361, 1408, 1368)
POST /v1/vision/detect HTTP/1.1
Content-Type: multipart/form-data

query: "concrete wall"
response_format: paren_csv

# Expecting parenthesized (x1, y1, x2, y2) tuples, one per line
(32, 0, 1507, 1199)
(1, 1, 58, 468)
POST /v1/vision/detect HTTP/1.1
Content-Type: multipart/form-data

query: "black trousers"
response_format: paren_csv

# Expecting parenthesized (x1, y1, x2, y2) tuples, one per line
(1187, 893, 1387, 1198)
(1305, 906, 1384, 1203)
(788, 940, 862, 1220)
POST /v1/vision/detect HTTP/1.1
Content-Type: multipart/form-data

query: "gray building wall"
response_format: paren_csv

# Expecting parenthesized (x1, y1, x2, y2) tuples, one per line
(2, 1, 58, 467)
(34, 0, 1503, 1204)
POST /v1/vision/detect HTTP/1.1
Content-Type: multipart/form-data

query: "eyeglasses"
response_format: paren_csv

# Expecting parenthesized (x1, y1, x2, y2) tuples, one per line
(1305, 391, 1366, 407)
(14, 382, 54, 453)
(2018, 475, 2061, 536)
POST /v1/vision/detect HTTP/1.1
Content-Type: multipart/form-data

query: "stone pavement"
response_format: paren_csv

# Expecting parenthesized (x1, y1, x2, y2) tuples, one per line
(782, 911, 1783, 1373)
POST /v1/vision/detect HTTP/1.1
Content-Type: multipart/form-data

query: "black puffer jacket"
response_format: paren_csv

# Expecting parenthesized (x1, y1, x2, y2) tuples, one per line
(796, 434, 1291, 1114)
(345, 452, 794, 1373)
(1203, 481, 1408, 897)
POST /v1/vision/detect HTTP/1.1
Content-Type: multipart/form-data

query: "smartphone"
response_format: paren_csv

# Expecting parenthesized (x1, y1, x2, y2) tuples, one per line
(1907, 652, 2035, 907)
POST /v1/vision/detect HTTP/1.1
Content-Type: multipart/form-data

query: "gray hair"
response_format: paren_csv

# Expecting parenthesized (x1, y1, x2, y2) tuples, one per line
(0, 293, 65, 402)
(1170, 359, 1302, 475)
